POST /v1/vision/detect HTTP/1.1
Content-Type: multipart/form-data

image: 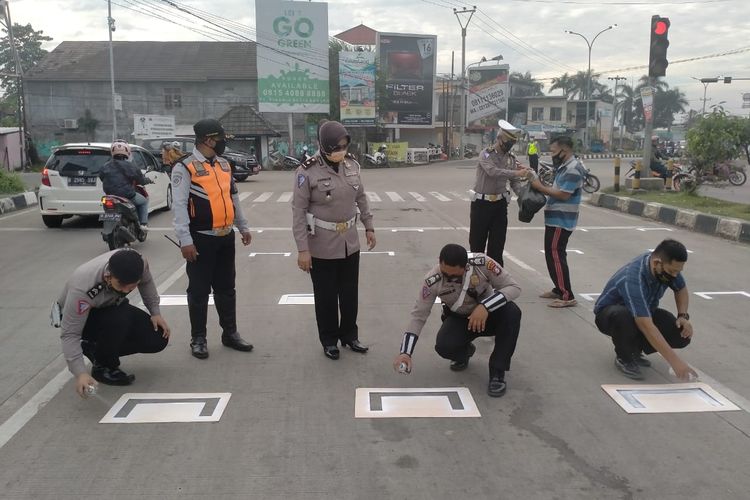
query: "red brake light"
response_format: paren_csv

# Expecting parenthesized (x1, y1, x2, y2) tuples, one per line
(41, 168, 51, 187)
(77, 149, 93, 155)
(102, 197, 116, 209)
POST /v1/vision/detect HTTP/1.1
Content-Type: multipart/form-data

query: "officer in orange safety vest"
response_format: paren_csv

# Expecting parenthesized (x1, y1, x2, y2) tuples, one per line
(170, 118, 254, 359)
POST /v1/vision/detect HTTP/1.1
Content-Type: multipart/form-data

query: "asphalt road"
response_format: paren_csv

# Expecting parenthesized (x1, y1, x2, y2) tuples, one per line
(1, 161, 749, 499)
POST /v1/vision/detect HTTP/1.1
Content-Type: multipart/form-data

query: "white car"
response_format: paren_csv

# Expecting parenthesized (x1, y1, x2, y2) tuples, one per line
(38, 143, 172, 228)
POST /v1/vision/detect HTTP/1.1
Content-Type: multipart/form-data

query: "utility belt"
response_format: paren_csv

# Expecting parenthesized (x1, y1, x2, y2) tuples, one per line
(469, 189, 509, 203)
(306, 213, 357, 235)
(194, 226, 234, 237)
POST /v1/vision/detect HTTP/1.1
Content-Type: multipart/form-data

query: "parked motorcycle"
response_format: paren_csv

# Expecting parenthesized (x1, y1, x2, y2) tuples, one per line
(364, 144, 388, 167)
(672, 161, 747, 191)
(538, 160, 601, 194)
(100, 185, 149, 250)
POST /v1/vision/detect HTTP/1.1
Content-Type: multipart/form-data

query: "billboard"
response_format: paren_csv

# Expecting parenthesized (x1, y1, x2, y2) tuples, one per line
(466, 64, 509, 125)
(376, 32, 437, 128)
(133, 114, 175, 138)
(256, 0, 329, 113)
(339, 51, 376, 127)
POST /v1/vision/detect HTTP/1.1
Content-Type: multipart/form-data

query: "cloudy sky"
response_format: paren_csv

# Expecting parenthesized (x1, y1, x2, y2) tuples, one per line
(8, 0, 750, 117)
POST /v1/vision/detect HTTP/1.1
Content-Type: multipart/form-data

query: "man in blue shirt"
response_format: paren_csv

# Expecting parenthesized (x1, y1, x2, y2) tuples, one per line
(530, 136, 586, 308)
(594, 239, 696, 380)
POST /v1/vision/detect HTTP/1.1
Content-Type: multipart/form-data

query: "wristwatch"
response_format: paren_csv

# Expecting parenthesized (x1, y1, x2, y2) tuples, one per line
(677, 312, 690, 320)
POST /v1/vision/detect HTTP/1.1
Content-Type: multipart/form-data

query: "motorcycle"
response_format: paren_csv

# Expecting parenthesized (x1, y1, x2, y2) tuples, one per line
(538, 159, 601, 194)
(100, 185, 149, 250)
(364, 144, 389, 167)
(625, 159, 676, 179)
(672, 161, 747, 191)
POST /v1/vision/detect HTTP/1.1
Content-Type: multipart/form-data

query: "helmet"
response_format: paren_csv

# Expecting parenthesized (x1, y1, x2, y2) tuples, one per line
(380, 144, 388, 149)
(111, 141, 131, 157)
(497, 119, 520, 141)
(302, 145, 308, 151)
(171, 141, 181, 149)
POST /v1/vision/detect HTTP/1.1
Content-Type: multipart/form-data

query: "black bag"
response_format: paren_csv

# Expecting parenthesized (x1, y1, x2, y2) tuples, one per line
(517, 182, 547, 223)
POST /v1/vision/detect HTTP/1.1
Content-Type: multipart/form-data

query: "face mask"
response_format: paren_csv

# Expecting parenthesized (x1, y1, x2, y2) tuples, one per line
(655, 262, 675, 285)
(552, 152, 565, 167)
(499, 140, 516, 153)
(326, 150, 346, 164)
(442, 273, 463, 284)
(212, 139, 226, 156)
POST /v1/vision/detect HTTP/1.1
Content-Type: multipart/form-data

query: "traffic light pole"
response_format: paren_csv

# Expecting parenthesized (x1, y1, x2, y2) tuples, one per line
(642, 75, 655, 173)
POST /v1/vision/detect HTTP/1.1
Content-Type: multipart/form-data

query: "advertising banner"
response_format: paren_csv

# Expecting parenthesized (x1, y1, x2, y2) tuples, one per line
(133, 114, 175, 138)
(376, 32, 436, 128)
(256, 0, 329, 113)
(339, 51, 376, 127)
(368, 141, 408, 162)
(466, 64, 509, 125)
(640, 86, 654, 123)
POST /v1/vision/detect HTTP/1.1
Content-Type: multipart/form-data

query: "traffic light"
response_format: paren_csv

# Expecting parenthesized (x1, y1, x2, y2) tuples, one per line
(648, 15, 670, 78)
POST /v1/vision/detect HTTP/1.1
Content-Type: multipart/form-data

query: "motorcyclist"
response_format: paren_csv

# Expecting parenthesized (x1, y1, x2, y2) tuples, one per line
(649, 137, 672, 180)
(378, 144, 388, 165)
(99, 141, 152, 230)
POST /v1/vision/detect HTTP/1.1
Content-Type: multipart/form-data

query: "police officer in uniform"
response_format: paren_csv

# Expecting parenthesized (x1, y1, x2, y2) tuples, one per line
(292, 120, 376, 360)
(469, 120, 531, 266)
(54, 249, 170, 396)
(171, 118, 254, 359)
(392, 243, 522, 397)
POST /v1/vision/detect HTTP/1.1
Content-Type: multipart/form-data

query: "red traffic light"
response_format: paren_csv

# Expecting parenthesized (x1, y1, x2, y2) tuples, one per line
(654, 20, 668, 35)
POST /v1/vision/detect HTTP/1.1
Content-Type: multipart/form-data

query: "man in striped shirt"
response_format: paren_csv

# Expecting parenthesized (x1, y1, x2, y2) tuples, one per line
(594, 239, 696, 380)
(530, 136, 586, 308)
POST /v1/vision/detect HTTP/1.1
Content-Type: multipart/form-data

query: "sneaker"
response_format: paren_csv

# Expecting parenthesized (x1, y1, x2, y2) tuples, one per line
(634, 353, 652, 367)
(450, 343, 476, 371)
(548, 299, 578, 308)
(140, 224, 149, 233)
(614, 357, 644, 380)
(487, 375, 507, 397)
(91, 365, 135, 386)
(539, 290, 561, 299)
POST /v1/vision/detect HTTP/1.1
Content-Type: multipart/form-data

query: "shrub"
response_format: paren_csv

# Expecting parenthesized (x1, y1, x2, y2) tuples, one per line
(0, 169, 26, 195)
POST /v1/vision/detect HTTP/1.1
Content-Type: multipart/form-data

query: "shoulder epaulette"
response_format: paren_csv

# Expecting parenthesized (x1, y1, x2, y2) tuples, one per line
(86, 282, 106, 299)
(425, 273, 442, 287)
(302, 155, 322, 170)
(468, 254, 486, 267)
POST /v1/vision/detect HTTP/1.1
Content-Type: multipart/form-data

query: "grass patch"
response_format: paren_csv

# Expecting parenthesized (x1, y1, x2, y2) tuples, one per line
(0, 169, 26, 195)
(602, 187, 750, 221)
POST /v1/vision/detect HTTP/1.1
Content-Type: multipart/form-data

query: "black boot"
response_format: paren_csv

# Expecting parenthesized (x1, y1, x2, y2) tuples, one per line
(188, 298, 209, 359)
(92, 364, 135, 386)
(215, 291, 253, 352)
(450, 343, 476, 371)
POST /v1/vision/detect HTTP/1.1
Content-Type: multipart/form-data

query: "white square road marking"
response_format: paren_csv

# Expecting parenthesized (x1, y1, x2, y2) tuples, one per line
(277, 192, 293, 202)
(278, 293, 315, 305)
(100, 393, 232, 423)
(602, 383, 741, 414)
(355, 387, 481, 418)
(159, 295, 214, 306)
(249, 252, 291, 257)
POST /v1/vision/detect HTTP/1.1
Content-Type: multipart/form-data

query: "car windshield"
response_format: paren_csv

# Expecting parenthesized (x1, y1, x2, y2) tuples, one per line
(46, 149, 111, 176)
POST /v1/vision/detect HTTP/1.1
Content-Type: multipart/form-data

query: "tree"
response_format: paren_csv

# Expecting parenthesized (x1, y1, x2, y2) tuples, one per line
(630, 76, 687, 130)
(615, 83, 637, 132)
(509, 71, 544, 97)
(550, 73, 575, 98)
(1, 23, 52, 98)
(685, 109, 746, 172)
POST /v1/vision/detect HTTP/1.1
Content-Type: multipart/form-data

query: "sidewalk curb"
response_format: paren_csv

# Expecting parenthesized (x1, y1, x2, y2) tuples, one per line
(0, 191, 38, 215)
(589, 192, 750, 244)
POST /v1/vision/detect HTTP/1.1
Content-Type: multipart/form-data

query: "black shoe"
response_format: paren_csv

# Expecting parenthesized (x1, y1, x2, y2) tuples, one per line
(190, 337, 209, 359)
(615, 356, 644, 380)
(91, 365, 135, 386)
(634, 353, 652, 367)
(221, 331, 254, 352)
(81, 340, 97, 365)
(450, 343, 476, 371)
(342, 339, 369, 354)
(323, 345, 340, 360)
(488, 375, 507, 397)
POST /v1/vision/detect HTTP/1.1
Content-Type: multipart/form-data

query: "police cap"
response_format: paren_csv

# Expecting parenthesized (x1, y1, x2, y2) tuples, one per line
(497, 119, 520, 140)
(193, 118, 225, 139)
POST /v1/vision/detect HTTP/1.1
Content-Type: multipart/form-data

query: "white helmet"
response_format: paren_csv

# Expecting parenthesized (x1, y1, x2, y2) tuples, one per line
(171, 141, 181, 149)
(111, 141, 131, 157)
(497, 119, 520, 140)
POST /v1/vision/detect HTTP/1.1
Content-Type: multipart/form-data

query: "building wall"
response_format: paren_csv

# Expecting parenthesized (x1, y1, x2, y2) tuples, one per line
(0, 131, 22, 170)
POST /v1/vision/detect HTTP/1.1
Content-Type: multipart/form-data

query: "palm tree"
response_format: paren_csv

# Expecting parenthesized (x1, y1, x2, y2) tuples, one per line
(509, 71, 544, 97)
(615, 83, 637, 132)
(654, 87, 688, 129)
(569, 70, 602, 100)
(550, 73, 575, 98)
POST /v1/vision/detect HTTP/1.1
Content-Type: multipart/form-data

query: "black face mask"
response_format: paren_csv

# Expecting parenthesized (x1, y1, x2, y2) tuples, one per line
(500, 140, 516, 153)
(443, 273, 463, 284)
(552, 152, 565, 167)
(655, 262, 676, 285)
(212, 139, 227, 156)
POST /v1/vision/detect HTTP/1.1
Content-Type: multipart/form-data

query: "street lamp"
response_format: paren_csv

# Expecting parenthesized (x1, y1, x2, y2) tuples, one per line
(692, 76, 719, 115)
(565, 24, 617, 150)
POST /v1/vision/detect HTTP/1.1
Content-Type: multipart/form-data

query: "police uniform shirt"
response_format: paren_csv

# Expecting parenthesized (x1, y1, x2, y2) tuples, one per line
(292, 153, 374, 259)
(171, 147, 251, 247)
(475, 147, 523, 197)
(405, 254, 522, 336)
(56, 250, 161, 376)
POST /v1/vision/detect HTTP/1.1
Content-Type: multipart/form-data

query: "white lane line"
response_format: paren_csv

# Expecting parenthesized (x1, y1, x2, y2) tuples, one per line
(160, 294, 214, 306)
(0, 262, 187, 450)
(386, 192, 404, 202)
(637, 227, 673, 232)
(363, 251, 395, 256)
(448, 191, 470, 201)
(249, 252, 291, 257)
(540, 249, 585, 255)
(693, 291, 750, 300)
(578, 293, 602, 301)
(253, 192, 273, 202)
(0, 227, 45, 232)
(0, 207, 37, 221)
(278, 293, 315, 305)
(391, 228, 424, 232)
(366, 192, 382, 202)
(429, 192, 451, 201)
(409, 192, 426, 202)
(239, 192, 253, 201)
(504, 252, 538, 273)
(277, 192, 292, 203)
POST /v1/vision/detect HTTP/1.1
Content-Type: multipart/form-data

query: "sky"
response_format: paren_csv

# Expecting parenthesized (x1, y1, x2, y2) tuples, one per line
(7, 0, 750, 118)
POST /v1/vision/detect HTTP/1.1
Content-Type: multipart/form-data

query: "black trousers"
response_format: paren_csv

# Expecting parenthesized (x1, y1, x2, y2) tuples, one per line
(82, 301, 168, 369)
(544, 225, 574, 301)
(186, 231, 237, 337)
(528, 154, 539, 172)
(595, 305, 691, 360)
(435, 302, 522, 377)
(469, 199, 508, 266)
(310, 252, 360, 347)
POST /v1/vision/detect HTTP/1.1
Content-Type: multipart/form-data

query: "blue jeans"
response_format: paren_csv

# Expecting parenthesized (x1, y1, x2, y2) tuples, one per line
(131, 192, 149, 224)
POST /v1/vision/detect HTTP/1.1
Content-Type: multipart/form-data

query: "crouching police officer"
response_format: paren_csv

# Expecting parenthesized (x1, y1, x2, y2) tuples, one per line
(469, 120, 531, 266)
(53, 249, 170, 397)
(171, 118, 254, 359)
(392, 243, 522, 397)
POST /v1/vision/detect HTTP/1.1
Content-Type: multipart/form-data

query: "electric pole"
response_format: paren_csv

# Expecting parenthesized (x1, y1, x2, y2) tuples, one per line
(108, 0, 118, 140)
(1, 0, 27, 170)
(607, 76, 626, 151)
(454, 6, 476, 160)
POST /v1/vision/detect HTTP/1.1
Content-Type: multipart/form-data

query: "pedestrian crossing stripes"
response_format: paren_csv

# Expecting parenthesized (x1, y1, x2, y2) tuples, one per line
(237, 191, 519, 203)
